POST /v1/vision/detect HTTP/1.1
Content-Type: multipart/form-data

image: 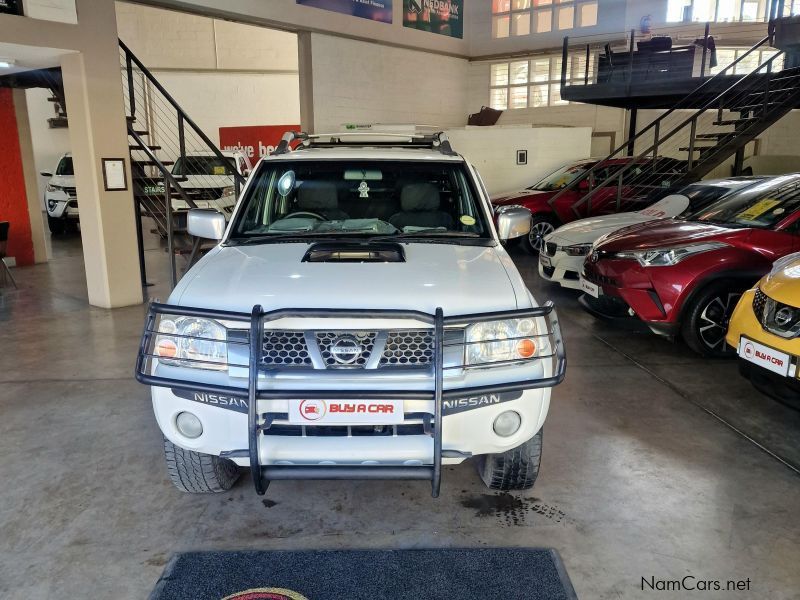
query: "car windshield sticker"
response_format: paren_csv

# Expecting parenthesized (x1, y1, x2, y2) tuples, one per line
(358, 181, 370, 198)
(737, 198, 781, 221)
(460, 215, 476, 226)
(213, 166, 227, 175)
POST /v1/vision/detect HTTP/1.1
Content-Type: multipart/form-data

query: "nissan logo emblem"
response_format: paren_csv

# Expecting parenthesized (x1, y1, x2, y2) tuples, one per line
(590, 251, 599, 263)
(329, 335, 363, 365)
(774, 306, 796, 328)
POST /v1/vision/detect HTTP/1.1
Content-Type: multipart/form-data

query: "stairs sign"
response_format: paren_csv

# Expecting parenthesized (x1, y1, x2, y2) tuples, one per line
(219, 125, 301, 163)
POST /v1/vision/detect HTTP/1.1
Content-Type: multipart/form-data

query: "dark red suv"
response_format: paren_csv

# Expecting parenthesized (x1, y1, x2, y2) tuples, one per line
(491, 157, 685, 254)
(581, 174, 800, 356)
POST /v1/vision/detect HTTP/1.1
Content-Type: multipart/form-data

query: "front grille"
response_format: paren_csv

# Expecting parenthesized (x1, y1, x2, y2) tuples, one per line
(67, 200, 78, 209)
(752, 288, 768, 321)
(379, 330, 434, 367)
(64, 187, 77, 197)
(317, 331, 377, 368)
(261, 331, 313, 367)
(545, 242, 558, 257)
(185, 188, 224, 200)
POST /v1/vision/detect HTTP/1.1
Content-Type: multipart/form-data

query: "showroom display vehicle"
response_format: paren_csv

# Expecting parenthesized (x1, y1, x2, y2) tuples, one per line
(490, 156, 685, 254)
(170, 150, 252, 214)
(580, 174, 800, 357)
(135, 131, 567, 497)
(539, 177, 767, 289)
(40, 153, 78, 234)
(727, 252, 800, 409)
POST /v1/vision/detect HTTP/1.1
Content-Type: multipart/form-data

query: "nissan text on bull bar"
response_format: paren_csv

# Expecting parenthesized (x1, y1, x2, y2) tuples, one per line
(135, 130, 567, 497)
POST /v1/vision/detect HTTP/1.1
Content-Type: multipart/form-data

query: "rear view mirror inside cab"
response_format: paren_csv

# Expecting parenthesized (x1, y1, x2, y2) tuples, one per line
(344, 169, 383, 181)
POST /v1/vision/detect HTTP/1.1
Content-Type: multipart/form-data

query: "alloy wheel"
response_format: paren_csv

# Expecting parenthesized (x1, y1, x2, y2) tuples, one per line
(697, 291, 742, 352)
(528, 220, 555, 253)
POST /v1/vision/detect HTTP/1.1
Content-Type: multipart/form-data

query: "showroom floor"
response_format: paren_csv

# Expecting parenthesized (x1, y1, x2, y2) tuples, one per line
(1, 229, 799, 599)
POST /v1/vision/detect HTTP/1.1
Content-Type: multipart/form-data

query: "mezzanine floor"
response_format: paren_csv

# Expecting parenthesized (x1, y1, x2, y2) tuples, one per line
(1, 230, 799, 599)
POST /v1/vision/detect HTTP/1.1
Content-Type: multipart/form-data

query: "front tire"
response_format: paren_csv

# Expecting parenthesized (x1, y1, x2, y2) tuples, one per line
(681, 282, 743, 357)
(47, 216, 66, 235)
(163, 438, 240, 493)
(521, 216, 557, 255)
(477, 429, 543, 491)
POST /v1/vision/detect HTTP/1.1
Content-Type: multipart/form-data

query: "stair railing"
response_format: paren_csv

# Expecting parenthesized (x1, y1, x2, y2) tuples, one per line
(548, 33, 773, 216)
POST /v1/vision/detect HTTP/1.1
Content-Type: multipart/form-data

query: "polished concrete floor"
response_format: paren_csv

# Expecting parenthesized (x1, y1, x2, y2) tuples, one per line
(1, 230, 799, 599)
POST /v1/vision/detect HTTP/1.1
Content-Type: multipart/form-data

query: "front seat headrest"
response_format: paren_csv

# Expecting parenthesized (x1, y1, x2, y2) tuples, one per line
(297, 181, 339, 212)
(400, 183, 441, 212)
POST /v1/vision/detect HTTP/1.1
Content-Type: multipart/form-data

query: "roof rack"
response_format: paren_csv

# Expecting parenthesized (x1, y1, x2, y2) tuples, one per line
(271, 131, 457, 157)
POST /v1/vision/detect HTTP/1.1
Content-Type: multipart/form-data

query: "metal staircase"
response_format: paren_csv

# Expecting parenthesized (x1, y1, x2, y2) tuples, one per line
(118, 40, 246, 287)
(550, 32, 800, 218)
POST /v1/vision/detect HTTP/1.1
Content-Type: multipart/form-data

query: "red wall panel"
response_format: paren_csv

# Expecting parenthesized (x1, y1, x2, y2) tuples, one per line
(0, 88, 34, 267)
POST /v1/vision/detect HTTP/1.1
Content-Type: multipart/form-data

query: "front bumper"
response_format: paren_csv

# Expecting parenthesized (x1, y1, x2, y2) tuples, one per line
(538, 248, 583, 289)
(136, 303, 566, 497)
(726, 288, 800, 402)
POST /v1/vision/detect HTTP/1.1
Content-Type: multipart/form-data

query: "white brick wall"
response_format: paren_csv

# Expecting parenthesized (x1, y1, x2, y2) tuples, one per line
(310, 33, 469, 132)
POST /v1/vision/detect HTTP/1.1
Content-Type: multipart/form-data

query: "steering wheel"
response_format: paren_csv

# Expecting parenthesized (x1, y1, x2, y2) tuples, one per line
(283, 211, 326, 221)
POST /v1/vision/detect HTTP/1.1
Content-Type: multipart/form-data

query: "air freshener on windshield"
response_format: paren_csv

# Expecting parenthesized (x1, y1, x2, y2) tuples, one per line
(358, 181, 370, 198)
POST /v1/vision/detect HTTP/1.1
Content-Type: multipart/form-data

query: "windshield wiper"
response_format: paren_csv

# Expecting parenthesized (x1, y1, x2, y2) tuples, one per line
(232, 231, 364, 245)
(366, 230, 482, 244)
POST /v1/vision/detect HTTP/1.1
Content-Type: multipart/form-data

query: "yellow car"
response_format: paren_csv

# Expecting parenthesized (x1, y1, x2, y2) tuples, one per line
(727, 252, 800, 408)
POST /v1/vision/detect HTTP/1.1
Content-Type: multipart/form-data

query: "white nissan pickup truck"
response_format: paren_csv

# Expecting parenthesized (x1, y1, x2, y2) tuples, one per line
(135, 131, 566, 497)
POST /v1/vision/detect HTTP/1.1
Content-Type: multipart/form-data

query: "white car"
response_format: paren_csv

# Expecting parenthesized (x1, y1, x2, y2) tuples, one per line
(538, 177, 767, 289)
(40, 153, 79, 234)
(135, 131, 566, 497)
(171, 150, 252, 215)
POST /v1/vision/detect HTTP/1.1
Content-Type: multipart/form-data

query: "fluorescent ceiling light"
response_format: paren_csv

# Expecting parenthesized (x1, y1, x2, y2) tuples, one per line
(0, 59, 15, 69)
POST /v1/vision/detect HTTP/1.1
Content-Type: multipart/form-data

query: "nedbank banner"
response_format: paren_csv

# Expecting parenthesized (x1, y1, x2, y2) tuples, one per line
(403, 0, 463, 38)
(297, 0, 393, 23)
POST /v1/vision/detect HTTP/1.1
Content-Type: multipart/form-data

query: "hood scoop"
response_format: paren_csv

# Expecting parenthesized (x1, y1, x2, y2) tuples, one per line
(302, 241, 406, 263)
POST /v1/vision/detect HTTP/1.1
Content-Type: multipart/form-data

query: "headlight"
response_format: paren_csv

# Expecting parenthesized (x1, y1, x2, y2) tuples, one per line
(614, 242, 728, 267)
(768, 252, 800, 279)
(221, 186, 236, 198)
(563, 243, 593, 257)
(465, 318, 541, 366)
(154, 316, 228, 370)
(46, 184, 62, 193)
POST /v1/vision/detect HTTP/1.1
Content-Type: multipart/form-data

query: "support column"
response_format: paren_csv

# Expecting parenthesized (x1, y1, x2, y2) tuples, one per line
(297, 31, 315, 134)
(59, 0, 142, 308)
(12, 89, 48, 264)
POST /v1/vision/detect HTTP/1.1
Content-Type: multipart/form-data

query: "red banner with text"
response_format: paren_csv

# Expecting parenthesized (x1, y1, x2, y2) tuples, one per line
(219, 125, 300, 165)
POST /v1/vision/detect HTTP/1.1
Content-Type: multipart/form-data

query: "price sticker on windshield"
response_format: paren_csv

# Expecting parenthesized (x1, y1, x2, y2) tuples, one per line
(736, 198, 780, 221)
(213, 166, 227, 175)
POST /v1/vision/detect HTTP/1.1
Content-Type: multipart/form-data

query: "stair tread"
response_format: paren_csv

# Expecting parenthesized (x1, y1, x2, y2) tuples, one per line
(129, 144, 163, 151)
(132, 159, 175, 166)
(695, 132, 732, 139)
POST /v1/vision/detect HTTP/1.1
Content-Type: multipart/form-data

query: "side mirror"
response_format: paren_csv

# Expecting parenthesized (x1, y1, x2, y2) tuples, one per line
(495, 205, 532, 241)
(187, 209, 226, 241)
(40, 171, 53, 178)
(578, 178, 591, 191)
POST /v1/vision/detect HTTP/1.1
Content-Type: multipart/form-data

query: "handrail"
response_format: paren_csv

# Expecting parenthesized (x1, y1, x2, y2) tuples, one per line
(568, 47, 787, 215)
(128, 127, 197, 208)
(548, 34, 773, 211)
(119, 39, 246, 188)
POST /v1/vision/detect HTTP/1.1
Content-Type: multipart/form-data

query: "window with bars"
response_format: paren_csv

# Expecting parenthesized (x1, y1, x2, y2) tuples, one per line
(666, 0, 769, 22)
(492, 0, 598, 38)
(488, 52, 594, 109)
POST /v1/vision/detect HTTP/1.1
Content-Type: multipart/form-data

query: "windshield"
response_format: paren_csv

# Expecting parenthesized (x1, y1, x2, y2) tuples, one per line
(56, 156, 74, 176)
(173, 156, 235, 176)
(684, 178, 800, 229)
(230, 160, 491, 242)
(529, 163, 589, 192)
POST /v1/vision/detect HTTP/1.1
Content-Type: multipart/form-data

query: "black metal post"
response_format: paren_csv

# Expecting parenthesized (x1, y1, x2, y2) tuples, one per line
(584, 44, 591, 84)
(688, 118, 698, 169)
(626, 107, 638, 156)
(561, 36, 569, 89)
(248, 305, 267, 495)
(431, 307, 444, 498)
(165, 179, 177, 289)
(134, 197, 152, 288)
(701, 22, 710, 78)
(627, 29, 635, 86)
(126, 52, 136, 120)
(733, 146, 746, 176)
(652, 121, 660, 172)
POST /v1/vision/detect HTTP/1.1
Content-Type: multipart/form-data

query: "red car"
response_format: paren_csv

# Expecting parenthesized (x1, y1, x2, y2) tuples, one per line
(581, 174, 800, 357)
(491, 157, 685, 254)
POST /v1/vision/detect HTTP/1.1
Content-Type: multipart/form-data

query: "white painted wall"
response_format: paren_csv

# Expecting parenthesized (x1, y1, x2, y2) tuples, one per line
(309, 33, 469, 133)
(446, 125, 593, 195)
(25, 87, 71, 210)
(23, 0, 77, 24)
